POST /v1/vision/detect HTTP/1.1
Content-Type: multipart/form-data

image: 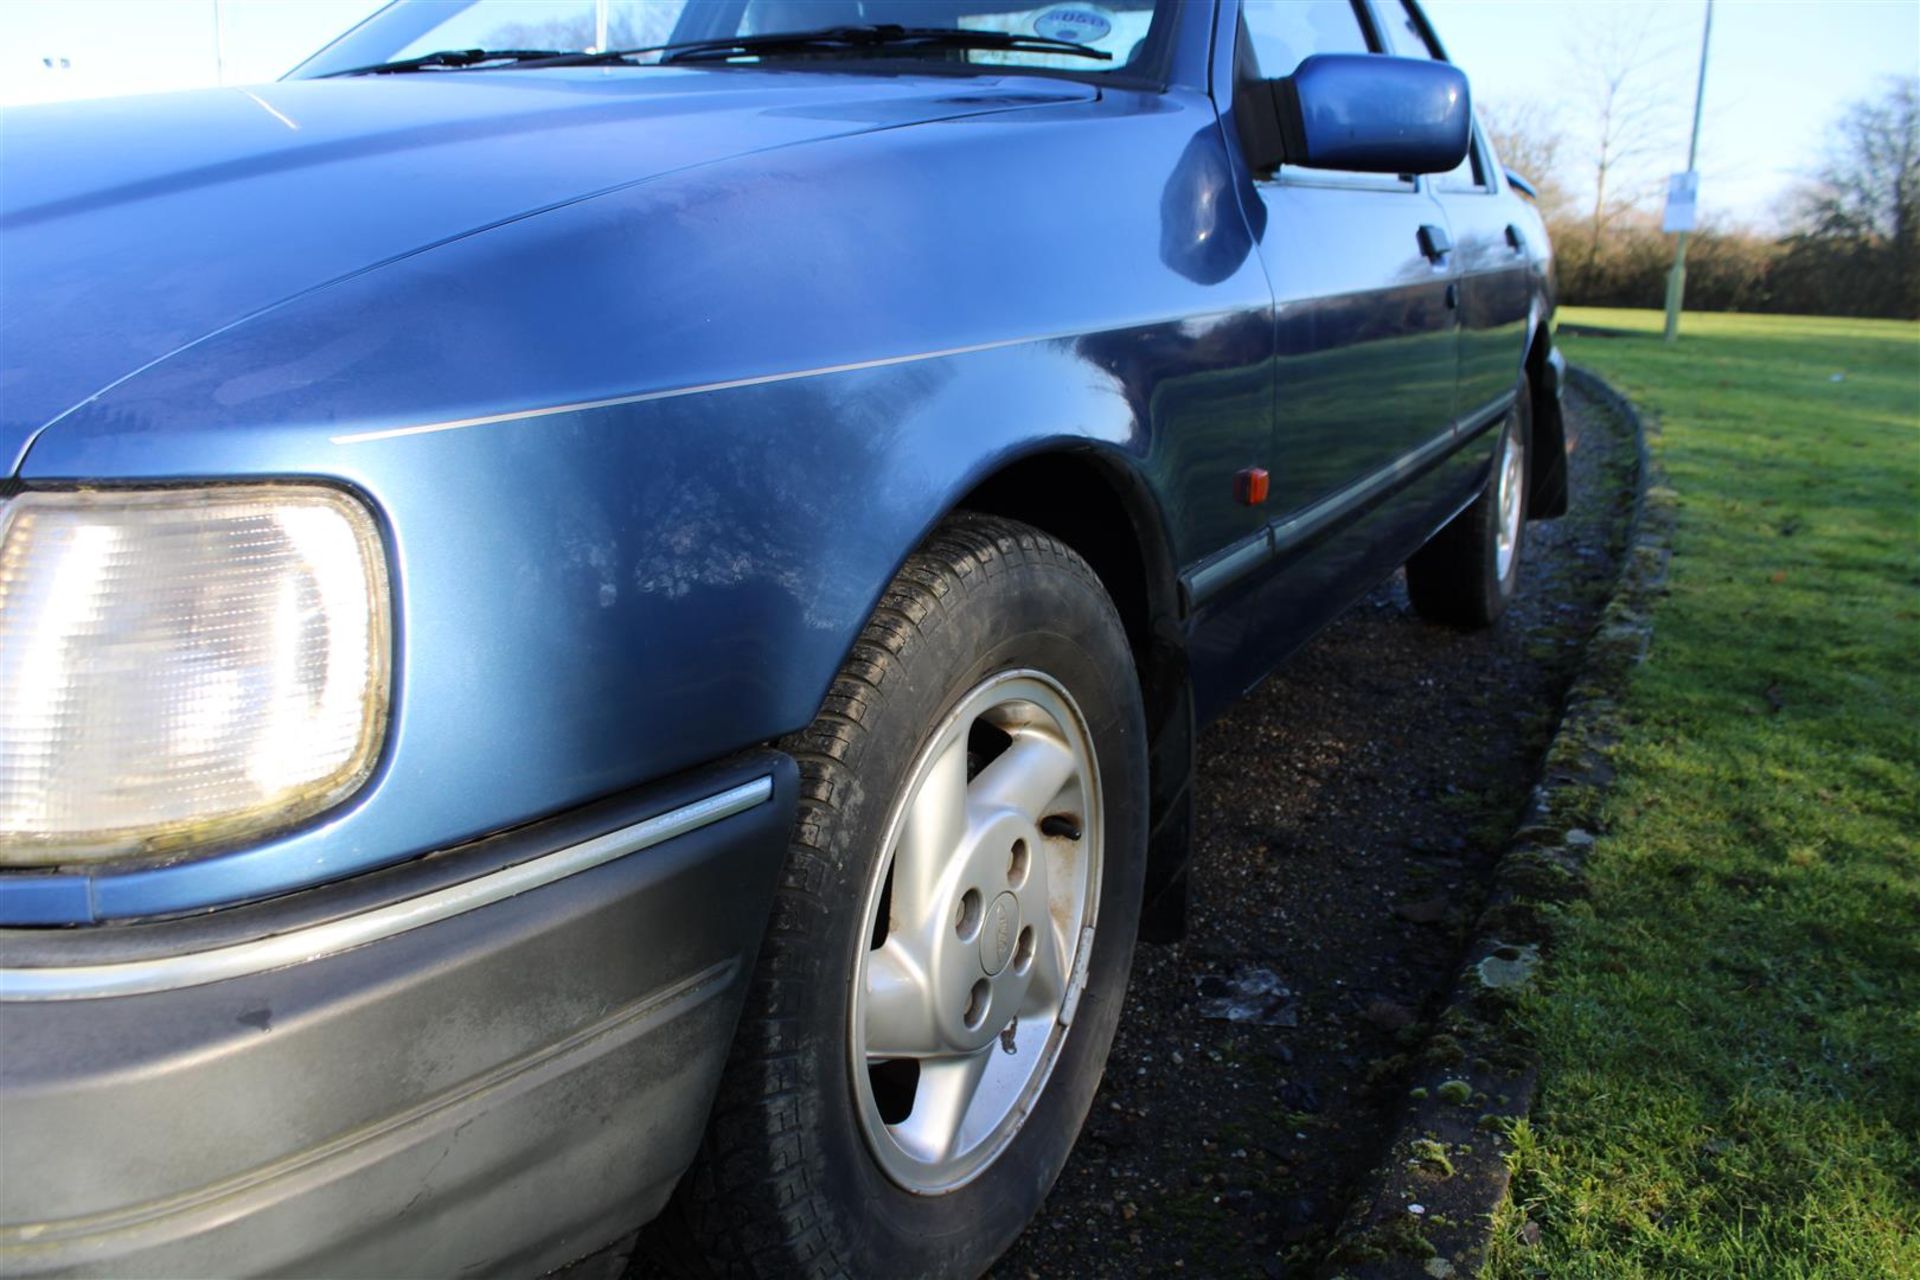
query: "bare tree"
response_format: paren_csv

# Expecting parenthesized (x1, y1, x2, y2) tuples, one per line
(1784, 77, 1920, 318)
(1766, 76, 1920, 318)
(1800, 78, 1920, 241)
(1481, 100, 1572, 222)
(1562, 9, 1678, 282)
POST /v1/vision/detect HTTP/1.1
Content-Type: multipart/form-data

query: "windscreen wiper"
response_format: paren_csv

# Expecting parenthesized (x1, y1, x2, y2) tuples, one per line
(319, 48, 575, 77)
(518, 25, 1113, 69)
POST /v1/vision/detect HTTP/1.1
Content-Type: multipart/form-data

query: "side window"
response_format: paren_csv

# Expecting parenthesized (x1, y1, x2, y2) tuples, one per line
(1379, 0, 1441, 61)
(1379, 0, 1487, 193)
(1435, 127, 1493, 193)
(1241, 0, 1370, 80)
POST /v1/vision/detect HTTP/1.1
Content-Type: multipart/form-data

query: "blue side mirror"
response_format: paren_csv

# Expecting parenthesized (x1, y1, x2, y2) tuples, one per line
(1239, 54, 1472, 176)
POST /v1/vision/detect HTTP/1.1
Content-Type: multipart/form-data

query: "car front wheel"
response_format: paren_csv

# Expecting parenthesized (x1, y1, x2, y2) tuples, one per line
(651, 513, 1148, 1278)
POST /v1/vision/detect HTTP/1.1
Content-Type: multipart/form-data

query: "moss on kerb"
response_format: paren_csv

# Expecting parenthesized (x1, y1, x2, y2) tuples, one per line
(1476, 900, 1550, 945)
(1322, 368, 1663, 1279)
(1499, 853, 1579, 901)
(1422, 1034, 1467, 1067)
(1409, 1139, 1456, 1177)
(1332, 1212, 1440, 1264)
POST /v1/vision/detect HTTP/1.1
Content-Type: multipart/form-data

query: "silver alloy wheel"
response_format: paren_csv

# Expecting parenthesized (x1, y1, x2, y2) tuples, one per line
(1494, 417, 1525, 582)
(849, 669, 1103, 1193)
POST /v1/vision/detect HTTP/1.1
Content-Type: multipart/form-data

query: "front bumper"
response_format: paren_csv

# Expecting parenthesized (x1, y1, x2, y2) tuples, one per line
(0, 751, 796, 1279)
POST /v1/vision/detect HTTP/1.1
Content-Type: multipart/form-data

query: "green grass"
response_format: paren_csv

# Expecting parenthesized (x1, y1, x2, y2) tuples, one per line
(1486, 309, 1920, 1278)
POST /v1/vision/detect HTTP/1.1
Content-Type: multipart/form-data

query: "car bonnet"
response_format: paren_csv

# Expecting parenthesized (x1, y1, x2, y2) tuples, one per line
(0, 68, 1095, 473)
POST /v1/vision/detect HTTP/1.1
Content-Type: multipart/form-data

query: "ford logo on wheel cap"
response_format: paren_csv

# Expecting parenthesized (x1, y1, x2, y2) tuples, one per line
(982, 892, 1020, 975)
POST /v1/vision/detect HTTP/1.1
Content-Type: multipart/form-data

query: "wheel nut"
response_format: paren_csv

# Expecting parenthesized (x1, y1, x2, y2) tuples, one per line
(964, 978, 990, 1029)
(1013, 925, 1035, 973)
(955, 889, 982, 938)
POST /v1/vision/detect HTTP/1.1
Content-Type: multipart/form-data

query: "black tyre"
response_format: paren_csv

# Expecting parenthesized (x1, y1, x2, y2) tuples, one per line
(1406, 373, 1533, 628)
(650, 514, 1149, 1278)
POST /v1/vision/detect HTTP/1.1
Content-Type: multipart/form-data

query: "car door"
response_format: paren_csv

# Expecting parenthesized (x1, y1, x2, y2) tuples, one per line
(1376, 0, 1533, 430)
(1183, 0, 1464, 718)
(1239, 0, 1461, 552)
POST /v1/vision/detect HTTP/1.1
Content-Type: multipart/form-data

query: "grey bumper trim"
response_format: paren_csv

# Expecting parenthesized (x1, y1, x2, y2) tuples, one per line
(0, 777, 773, 1002)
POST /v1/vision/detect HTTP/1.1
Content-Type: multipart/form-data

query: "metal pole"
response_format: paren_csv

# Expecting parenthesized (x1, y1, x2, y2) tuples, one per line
(212, 0, 226, 84)
(1663, 0, 1714, 343)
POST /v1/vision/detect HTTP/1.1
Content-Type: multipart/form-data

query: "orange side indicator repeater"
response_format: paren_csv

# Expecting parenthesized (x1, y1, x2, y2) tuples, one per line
(1235, 467, 1270, 506)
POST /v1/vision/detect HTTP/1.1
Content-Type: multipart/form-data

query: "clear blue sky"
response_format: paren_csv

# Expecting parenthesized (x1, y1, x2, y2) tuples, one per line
(3, 1, 1916, 229)
(1428, 0, 1920, 231)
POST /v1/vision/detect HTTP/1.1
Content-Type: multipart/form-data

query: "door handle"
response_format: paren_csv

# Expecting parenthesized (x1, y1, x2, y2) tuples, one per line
(1505, 223, 1528, 254)
(1418, 224, 1453, 261)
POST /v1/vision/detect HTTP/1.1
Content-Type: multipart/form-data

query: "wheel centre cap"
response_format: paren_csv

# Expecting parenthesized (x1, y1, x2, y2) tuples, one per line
(981, 892, 1020, 976)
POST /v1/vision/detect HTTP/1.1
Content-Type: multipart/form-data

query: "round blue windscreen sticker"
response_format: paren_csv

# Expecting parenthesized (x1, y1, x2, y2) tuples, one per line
(1034, 6, 1114, 44)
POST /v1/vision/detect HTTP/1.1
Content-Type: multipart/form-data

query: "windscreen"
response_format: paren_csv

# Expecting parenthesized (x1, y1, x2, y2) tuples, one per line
(293, 1, 1170, 78)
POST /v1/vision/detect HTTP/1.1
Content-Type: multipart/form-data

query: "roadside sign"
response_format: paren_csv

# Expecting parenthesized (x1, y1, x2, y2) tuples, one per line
(1663, 171, 1699, 233)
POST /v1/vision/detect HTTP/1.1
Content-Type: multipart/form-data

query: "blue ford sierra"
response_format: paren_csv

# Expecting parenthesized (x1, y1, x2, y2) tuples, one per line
(0, 1, 1564, 1275)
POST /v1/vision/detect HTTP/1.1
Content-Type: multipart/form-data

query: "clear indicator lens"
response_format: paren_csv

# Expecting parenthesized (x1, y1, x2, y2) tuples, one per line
(0, 487, 390, 864)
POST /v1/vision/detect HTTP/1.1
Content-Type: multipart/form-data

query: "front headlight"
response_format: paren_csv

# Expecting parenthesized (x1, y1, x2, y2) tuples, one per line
(0, 486, 391, 865)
